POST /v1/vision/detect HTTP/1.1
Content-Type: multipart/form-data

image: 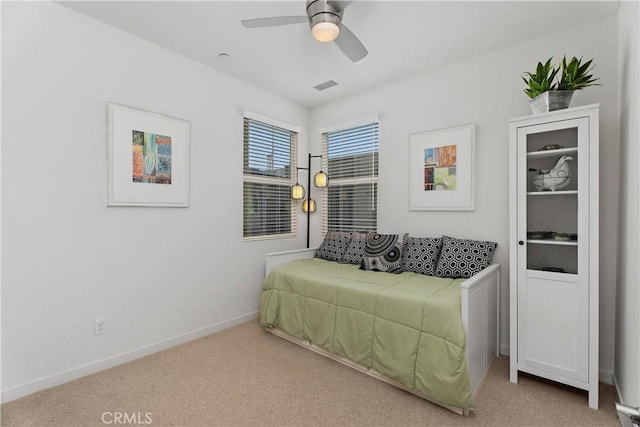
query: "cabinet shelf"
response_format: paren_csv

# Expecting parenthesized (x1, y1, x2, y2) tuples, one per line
(526, 269, 578, 282)
(527, 147, 578, 159)
(527, 190, 578, 196)
(527, 239, 578, 246)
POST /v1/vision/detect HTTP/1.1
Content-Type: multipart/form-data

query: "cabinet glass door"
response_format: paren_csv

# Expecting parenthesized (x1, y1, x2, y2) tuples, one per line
(525, 126, 579, 275)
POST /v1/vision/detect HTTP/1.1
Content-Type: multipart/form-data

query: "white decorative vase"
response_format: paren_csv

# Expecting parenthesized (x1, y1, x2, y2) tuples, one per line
(529, 155, 573, 191)
(529, 90, 575, 115)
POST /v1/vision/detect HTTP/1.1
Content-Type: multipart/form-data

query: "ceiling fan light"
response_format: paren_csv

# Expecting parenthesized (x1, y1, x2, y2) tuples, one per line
(312, 21, 340, 42)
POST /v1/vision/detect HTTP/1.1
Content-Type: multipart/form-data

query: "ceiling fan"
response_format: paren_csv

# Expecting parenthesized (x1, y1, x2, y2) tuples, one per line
(241, 0, 368, 62)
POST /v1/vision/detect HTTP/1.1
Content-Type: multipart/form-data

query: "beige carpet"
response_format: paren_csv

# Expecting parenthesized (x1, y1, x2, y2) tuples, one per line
(1, 320, 620, 426)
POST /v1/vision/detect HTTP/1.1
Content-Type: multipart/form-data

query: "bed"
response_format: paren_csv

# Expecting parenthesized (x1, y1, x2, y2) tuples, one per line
(260, 247, 500, 415)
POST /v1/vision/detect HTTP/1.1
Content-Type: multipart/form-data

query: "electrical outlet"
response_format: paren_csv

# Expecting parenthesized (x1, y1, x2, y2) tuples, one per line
(95, 319, 106, 335)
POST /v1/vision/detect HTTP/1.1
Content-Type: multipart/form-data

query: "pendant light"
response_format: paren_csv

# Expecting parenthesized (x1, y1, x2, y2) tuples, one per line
(302, 198, 317, 213)
(291, 183, 305, 200)
(314, 170, 329, 187)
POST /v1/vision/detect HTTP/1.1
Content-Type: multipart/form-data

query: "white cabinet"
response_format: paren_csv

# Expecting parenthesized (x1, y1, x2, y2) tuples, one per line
(509, 104, 599, 409)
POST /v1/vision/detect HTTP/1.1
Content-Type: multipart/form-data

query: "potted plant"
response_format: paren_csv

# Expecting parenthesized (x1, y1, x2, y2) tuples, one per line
(523, 56, 599, 115)
(522, 58, 558, 99)
(557, 55, 599, 91)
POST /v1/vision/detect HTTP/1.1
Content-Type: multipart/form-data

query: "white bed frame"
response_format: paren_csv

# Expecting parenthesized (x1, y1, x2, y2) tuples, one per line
(265, 248, 500, 415)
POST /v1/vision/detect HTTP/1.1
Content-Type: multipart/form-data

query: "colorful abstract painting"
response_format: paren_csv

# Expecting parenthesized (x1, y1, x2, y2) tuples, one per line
(424, 144, 457, 191)
(132, 130, 172, 184)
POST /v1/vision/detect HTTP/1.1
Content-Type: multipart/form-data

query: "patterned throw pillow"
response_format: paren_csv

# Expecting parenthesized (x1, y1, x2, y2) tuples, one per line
(400, 237, 442, 276)
(435, 236, 497, 279)
(360, 232, 409, 273)
(341, 232, 368, 264)
(315, 231, 353, 262)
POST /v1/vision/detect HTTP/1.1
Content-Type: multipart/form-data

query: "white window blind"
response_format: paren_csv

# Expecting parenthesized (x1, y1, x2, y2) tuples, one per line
(321, 121, 379, 234)
(243, 117, 297, 240)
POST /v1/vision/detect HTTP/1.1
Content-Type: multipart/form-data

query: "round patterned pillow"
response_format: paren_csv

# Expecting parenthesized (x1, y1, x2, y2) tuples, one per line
(360, 232, 408, 273)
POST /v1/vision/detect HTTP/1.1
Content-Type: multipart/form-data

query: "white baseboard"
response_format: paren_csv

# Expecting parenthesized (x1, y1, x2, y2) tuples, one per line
(497, 344, 613, 385)
(613, 373, 627, 405)
(1, 311, 258, 404)
(600, 370, 614, 385)
(500, 344, 510, 356)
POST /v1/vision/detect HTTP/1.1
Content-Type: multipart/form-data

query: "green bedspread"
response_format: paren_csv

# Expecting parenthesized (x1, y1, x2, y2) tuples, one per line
(260, 258, 474, 410)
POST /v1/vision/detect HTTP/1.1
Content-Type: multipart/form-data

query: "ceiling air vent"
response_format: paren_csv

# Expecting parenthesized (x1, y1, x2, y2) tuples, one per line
(313, 80, 338, 91)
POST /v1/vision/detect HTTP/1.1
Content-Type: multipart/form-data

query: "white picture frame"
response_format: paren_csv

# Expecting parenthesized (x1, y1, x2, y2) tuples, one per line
(408, 123, 475, 211)
(106, 102, 191, 207)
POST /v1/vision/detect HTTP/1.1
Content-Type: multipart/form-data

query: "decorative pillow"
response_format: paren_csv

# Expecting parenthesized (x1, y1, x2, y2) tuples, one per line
(400, 237, 442, 276)
(341, 232, 368, 264)
(360, 232, 409, 273)
(315, 231, 353, 262)
(435, 236, 497, 279)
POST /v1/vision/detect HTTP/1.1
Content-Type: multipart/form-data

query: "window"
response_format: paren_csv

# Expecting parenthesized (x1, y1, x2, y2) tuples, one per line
(243, 114, 298, 240)
(321, 120, 379, 233)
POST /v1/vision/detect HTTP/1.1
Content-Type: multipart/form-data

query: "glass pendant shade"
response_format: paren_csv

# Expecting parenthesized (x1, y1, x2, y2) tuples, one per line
(302, 199, 317, 213)
(314, 171, 328, 187)
(291, 183, 305, 200)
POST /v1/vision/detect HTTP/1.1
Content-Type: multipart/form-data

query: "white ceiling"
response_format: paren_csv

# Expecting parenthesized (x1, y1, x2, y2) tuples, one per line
(59, 1, 619, 108)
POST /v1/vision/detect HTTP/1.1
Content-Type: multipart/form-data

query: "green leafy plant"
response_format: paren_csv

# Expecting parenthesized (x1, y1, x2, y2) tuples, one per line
(523, 56, 600, 99)
(556, 55, 599, 91)
(522, 58, 559, 99)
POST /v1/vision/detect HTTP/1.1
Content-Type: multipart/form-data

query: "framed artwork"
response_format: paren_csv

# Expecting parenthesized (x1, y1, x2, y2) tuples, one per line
(408, 123, 475, 211)
(106, 102, 191, 207)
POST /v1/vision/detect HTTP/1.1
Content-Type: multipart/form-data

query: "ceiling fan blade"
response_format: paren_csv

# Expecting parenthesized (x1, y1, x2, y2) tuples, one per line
(334, 24, 368, 62)
(241, 16, 307, 29)
(329, 1, 353, 13)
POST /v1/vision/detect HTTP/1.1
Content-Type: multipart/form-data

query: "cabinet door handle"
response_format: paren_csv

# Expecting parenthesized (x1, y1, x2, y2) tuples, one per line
(518, 241, 524, 245)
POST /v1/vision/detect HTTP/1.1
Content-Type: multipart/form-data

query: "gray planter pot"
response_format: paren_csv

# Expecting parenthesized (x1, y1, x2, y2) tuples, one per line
(529, 90, 575, 115)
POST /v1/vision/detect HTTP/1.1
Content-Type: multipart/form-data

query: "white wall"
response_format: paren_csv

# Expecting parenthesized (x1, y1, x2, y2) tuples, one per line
(615, 0, 640, 407)
(310, 15, 620, 381)
(1, 1, 628, 403)
(1, 2, 309, 401)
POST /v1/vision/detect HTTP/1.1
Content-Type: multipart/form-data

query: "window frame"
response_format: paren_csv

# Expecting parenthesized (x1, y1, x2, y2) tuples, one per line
(242, 111, 300, 241)
(320, 116, 379, 235)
